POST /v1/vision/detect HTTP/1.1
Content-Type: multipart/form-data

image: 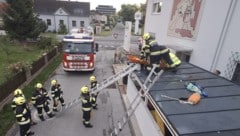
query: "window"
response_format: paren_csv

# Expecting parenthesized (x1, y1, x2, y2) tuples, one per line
(72, 20, 76, 27)
(152, 2, 163, 13)
(47, 19, 51, 26)
(80, 21, 84, 27)
(59, 20, 64, 25)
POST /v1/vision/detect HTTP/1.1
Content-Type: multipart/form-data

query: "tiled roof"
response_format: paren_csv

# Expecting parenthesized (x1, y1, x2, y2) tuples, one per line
(34, 0, 90, 17)
(135, 62, 240, 136)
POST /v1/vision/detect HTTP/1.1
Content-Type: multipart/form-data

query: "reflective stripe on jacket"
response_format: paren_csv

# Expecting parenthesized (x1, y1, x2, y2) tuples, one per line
(141, 40, 158, 57)
(169, 53, 181, 67)
(15, 106, 31, 125)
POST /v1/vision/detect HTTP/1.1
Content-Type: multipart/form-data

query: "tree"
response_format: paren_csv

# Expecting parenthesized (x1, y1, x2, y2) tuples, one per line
(118, 4, 138, 23)
(3, 0, 45, 41)
(58, 24, 67, 34)
(139, 3, 147, 27)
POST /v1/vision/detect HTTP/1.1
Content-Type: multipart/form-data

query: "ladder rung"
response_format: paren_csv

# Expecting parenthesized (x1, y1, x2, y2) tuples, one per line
(114, 128, 118, 135)
(118, 121, 122, 131)
(147, 79, 152, 83)
(123, 116, 126, 123)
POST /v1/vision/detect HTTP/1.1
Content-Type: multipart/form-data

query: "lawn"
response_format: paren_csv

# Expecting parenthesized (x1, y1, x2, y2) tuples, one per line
(0, 54, 62, 136)
(0, 35, 57, 84)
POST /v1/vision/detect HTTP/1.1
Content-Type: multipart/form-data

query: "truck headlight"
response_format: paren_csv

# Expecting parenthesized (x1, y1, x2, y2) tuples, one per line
(66, 56, 73, 60)
(89, 62, 93, 67)
(84, 56, 90, 61)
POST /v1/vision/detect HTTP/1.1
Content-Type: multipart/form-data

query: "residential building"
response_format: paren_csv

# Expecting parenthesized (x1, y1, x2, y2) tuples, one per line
(90, 10, 107, 25)
(95, 5, 116, 15)
(143, 0, 240, 82)
(122, 0, 240, 136)
(34, 0, 90, 32)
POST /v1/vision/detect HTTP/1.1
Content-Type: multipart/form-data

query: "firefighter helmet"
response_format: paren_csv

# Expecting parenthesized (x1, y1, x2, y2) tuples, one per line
(13, 89, 23, 97)
(89, 75, 96, 82)
(51, 80, 57, 85)
(36, 83, 43, 89)
(81, 86, 89, 94)
(143, 33, 151, 40)
(15, 96, 26, 105)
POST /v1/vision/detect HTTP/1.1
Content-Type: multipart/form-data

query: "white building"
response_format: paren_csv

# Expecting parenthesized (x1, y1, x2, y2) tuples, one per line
(34, 0, 90, 32)
(144, 0, 240, 82)
(90, 11, 108, 25)
(120, 1, 240, 136)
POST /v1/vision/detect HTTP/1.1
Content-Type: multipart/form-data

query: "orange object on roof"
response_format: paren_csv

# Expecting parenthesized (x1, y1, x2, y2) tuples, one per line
(127, 55, 149, 65)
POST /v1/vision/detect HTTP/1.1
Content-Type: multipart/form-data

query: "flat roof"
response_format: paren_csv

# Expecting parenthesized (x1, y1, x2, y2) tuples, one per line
(134, 62, 240, 136)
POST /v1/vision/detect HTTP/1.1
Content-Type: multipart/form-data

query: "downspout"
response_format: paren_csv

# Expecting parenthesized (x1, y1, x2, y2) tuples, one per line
(54, 14, 56, 32)
(210, 0, 237, 71)
(67, 15, 70, 33)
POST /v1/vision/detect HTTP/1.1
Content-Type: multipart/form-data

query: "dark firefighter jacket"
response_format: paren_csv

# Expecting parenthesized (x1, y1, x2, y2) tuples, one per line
(15, 104, 31, 125)
(31, 88, 50, 107)
(51, 84, 63, 98)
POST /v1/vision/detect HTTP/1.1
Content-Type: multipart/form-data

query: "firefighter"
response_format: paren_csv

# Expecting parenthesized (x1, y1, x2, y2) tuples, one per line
(80, 86, 94, 128)
(11, 89, 25, 112)
(140, 33, 158, 71)
(11, 89, 37, 126)
(31, 83, 55, 121)
(89, 75, 98, 109)
(14, 96, 34, 136)
(141, 33, 181, 71)
(51, 79, 65, 112)
(160, 53, 182, 69)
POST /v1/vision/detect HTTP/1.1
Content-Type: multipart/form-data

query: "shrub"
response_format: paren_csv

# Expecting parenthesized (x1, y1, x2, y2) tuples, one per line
(37, 36, 52, 49)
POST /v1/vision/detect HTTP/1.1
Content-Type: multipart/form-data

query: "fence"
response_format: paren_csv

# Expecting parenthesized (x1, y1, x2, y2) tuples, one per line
(0, 44, 62, 105)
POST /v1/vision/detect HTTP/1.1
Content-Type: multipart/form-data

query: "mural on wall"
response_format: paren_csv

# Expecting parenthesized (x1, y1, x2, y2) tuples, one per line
(167, 0, 204, 40)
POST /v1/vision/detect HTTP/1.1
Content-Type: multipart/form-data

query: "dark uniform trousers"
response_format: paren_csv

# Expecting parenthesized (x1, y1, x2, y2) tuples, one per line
(90, 81, 98, 108)
(15, 105, 32, 136)
(32, 89, 53, 119)
(81, 94, 93, 126)
(51, 84, 65, 111)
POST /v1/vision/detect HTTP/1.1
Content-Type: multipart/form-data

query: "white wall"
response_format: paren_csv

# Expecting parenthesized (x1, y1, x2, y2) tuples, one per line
(39, 15, 55, 31)
(39, 15, 90, 32)
(127, 78, 162, 136)
(144, 0, 238, 73)
(68, 16, 90, 30)
(214, 0, 240, 78)
(55, 15, 69, 32)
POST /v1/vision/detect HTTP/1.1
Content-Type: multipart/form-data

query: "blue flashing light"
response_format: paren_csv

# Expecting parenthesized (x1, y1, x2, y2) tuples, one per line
(82, 36, 92, 39)
(64, 35, 75, 39)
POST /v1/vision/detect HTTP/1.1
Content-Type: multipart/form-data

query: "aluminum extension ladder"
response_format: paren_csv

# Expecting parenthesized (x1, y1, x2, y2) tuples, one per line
(59, 63, 139, 113)
(110, 65, 164, 136)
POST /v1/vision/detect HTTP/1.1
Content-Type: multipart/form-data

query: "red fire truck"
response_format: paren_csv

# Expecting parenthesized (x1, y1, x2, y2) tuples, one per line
(62, 28, 98, 72)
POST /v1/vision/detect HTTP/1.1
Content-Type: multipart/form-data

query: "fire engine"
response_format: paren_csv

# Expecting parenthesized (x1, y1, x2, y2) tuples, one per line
(62, 27, 98, 72)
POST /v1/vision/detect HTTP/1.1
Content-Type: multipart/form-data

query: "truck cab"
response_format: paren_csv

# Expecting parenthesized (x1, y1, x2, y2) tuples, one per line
(62, 28, 98, 72)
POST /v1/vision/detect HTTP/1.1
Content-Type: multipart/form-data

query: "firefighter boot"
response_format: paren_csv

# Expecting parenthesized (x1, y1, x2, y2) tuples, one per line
(39, 116, 45, 121)
(28, 131, 35, 136)
(85, 123, 93, 128)
(53, 107, 58, 112)
(48, 113, 55, 118)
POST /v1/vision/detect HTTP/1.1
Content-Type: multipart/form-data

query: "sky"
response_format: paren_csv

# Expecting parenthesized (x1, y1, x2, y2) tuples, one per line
(69, 0, 147, 11)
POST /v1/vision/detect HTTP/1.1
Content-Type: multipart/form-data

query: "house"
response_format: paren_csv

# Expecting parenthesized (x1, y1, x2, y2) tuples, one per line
(34, 0, 90, 32)
(90, 10, 108, 25)
(143, 0, 240, 83)
(118, 0, 240, 136)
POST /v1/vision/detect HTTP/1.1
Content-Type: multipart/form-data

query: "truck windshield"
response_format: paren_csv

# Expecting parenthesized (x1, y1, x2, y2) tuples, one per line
(63, 42, 93, 54)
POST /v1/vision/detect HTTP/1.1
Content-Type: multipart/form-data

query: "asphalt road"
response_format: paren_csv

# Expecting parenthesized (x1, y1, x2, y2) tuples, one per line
(15, 23, 137, 136)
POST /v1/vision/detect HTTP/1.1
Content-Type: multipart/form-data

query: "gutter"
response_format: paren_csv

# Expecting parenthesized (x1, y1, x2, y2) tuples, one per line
(210, 0, 237, 71)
